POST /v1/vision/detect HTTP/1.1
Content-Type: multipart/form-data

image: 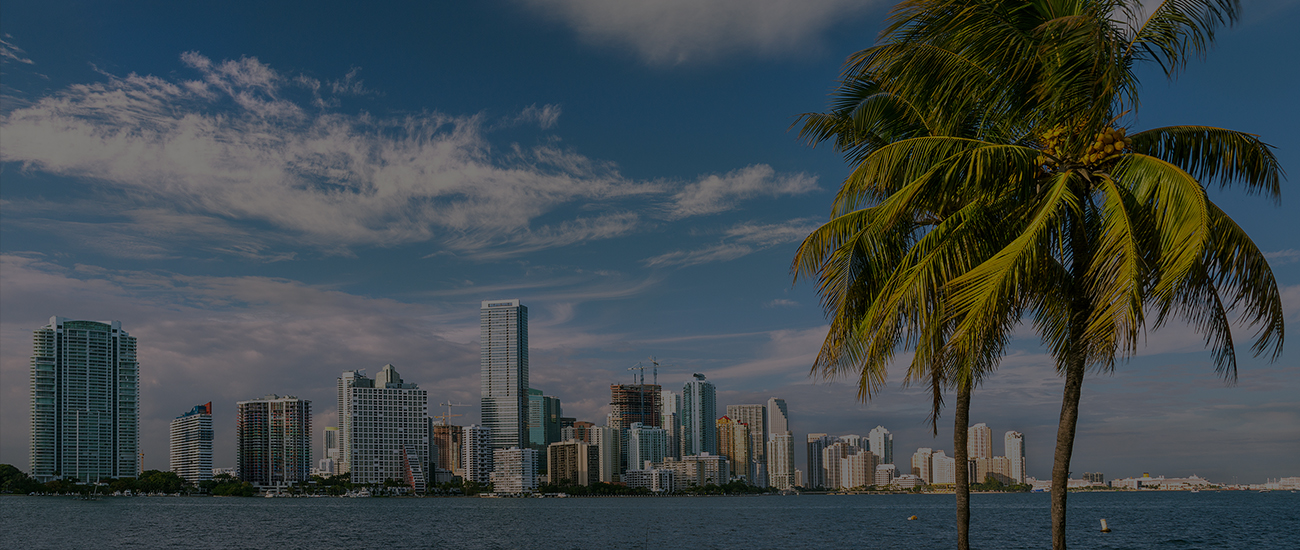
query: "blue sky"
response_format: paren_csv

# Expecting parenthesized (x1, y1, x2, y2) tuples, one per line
(2, 0, 1297, 483)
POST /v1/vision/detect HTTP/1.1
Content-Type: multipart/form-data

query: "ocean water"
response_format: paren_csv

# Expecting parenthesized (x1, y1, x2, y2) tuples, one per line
(2, 491, 1297, 549)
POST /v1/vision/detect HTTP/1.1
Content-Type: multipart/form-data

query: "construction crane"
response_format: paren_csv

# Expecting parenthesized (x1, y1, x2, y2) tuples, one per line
(437, 402, 468, 426)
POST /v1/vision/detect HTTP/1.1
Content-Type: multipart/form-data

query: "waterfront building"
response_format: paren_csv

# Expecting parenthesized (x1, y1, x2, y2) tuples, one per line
(324, 426, 340, 465)
(894, 474, 923, 489)
(169, 402, 213, 483)
(1083, 472, 1105, 484)
(932, 450, 956, 484)
(868, 425, 893, 465)
(547, 440, 599, 486)
(766, 398, 789, 435)
(432, 423, 464, 477)
(623, 467, 675, 492)
(656, 453, 729, 491)
(681, 374, 717, 457)
(589, 425, 621, 482)
(726, 404, 767, 486)
(462, 424, 493, 485)
(490, 447, 538, 494)
(911, 448, 934, 484)
(768, 432, 795, 490)
(822, 441, 857, 490)
(481, 299, 529, 450)
(805, 433, 834, 489)
(527, 389, 562, 468)
(716, 416, 751, 481)
(336, 366, 429, 491)
(968, 423, 992, 459)
(1005, 431, 1026, 483)
(661, 391, 681, 459)
(841, 449, 877, 489)
(627, 422, 668, 471)
(794, 469, 802, 488)
(236, 395, 312, 485)
(29, 317, 139, 482)
(1109, 474, 1211, 490)
(875, 463, 898, 486)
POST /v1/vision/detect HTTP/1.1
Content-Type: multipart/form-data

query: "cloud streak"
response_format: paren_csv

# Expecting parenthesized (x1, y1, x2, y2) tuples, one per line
(644, 218, 820, 267)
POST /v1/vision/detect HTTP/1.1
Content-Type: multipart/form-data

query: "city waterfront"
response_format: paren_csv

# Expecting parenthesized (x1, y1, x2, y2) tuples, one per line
(3, 491, 1297, 549)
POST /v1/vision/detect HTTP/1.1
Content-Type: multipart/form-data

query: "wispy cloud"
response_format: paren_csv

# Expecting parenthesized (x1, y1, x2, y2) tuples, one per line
(0, 35, 34, 65)
(1264, 248, 1300, 265)
(644, 218, 819, 267)
(765, 298, 798, 308)
(519, 0, 877, 65)
(669, 164, 818, 219)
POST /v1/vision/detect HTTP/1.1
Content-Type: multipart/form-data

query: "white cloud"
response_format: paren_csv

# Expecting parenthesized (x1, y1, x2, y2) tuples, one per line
(1264, 248, 1300, 265)
(1, 36, 34, 65)
(1, 52, 810, 259)
(670, 164, 818, 219)
(644, 217, 820, 267)
(519, 0, 877, 65)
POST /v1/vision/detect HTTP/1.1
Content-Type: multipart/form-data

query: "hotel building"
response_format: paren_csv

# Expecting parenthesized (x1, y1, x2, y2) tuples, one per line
(337, 366, 429, 491)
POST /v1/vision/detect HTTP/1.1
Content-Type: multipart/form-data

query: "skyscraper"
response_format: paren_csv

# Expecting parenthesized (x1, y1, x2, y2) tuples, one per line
(766, 397, 789, 435)
(681, 374, 716, 456)
(911, 447, 934, 483)
(661, 390, 681, 459)
(1005, 431, 1026, 483)
(765, 397, 793, 489)
(806, 433, 834, 489)
(236, 395, 312, 485)
(968, 423, 992, 459)
(716, 416, 750, 480)
(869, 425, 894, 465)
(336, 365, 429, 490)
(169, 402, 213, 483)
(626, 422, 668, 471)
(481, 299, 528, 449)
(30, 317, 139, 482)
(725, 403, 766, 486)
(609, 384, 662, 430)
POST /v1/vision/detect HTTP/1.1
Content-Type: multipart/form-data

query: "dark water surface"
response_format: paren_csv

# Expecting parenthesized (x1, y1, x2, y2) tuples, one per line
(3, 491, 1297, 549)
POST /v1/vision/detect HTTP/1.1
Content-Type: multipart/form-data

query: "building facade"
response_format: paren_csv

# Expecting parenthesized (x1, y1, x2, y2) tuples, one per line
(547, 440, 599, 486)
(806, 433, 834, 489)
(491, 447, 538, 494)
(481, 299, 529, 450)
(681, 374, 717, 457)
(432, 423, 464, 477)
(869, 425, 893, 466)
(609, 384, 662, 430)
(236, 395, 312, 485)
(968, 423, 992, 459)
(660, 390, 681, 459)
(912, 447, 934, 484)
(462, 424, 493, 485)
(932, 450, 956, 484)
(169, 402, 213, 483)
(767, 433, 795, 490)
(336, 366, 429, 490)
(589, 425, 620, 483)
(30, 317, 140, 482)
(627, 422, 668, 471)
(716, 416, 751, 481)
(1005, 431, 1026, 483)
(726, 403, 767, 485)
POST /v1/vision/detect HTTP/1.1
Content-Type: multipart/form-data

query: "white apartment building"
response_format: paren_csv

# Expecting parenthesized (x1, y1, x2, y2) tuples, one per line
(491, 447, 538, 494)
(768, 432, 795, 490)
(462, 424, 493, 485)
(337, 365, 429, 491)
(968, 423, 992, 459)
(912, 448, 933, 484)
(932, 450, 956, 484)
(623, 468, 675, 493)
(169, 402, 213, 483)
(1005, 431, 1026, 483)
(868, 426, 893, 465)
(841, 449, 877, 489)
(590, 425, 620, 483)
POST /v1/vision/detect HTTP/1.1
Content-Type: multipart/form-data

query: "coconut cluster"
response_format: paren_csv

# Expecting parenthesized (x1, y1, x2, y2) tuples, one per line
(1084, 127, 1131, 164)
(1036, 125, 1132, 166)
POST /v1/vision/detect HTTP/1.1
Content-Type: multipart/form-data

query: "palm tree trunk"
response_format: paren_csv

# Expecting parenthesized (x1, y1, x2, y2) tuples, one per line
(1052, 188, 1093, 550)
(955, 379, 971, 550)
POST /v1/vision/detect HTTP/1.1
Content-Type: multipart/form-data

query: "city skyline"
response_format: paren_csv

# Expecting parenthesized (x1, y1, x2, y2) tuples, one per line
(1, 2, 1297, 484)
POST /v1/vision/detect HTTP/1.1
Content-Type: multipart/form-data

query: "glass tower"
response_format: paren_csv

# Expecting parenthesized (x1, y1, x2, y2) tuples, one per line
(681, 373, 716, 456)
(30, 316, 139, 482)
(481, 299, 528, 449)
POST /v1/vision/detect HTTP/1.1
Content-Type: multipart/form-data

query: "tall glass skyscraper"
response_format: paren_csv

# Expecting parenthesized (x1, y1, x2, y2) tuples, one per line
(681, 373, 716, 456)
(481, 299, 528, 449)
(30, 316, 139, 482)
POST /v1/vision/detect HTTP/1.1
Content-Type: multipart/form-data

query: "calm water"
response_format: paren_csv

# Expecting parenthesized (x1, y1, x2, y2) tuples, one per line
(3, 491, 1297, 549)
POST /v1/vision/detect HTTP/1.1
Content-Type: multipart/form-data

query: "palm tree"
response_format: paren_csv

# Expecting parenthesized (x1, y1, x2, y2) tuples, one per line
(798, 1, 1285, 548)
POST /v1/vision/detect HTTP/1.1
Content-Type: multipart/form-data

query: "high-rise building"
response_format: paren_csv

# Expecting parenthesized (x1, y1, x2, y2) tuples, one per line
(236, 395, 312, 485)
(481, 299, 528, 450)
(716, 416, 751, 481)
(169, 402, 213, 483)
(462, 424, 493, 484)
(932, 450, 956, 484)
(527, 389, 562, 468)
(336, 366, 429, 490)
(868, 425, 893, 466)
(561, 420, 594, 443)
(547, 440, 599, 486)
(822, 441, 858, 490)
(1005, 431, 1026, 483)
(875, 463, 898, 486)
(968, 423, 992, 459)
(661, 391, 681, 459)
(726, 403, 767, 486)
(911, 447, 934, 484)
(681, 374, 717, 457)
(324, 427, 340, 461)
(29, 317, 139, 482)
(491, 447, 538, 494)
(841, 448, 877, 489)
(432, 423, 464, 476)
(589, 425, 620, 483)
(806, 433, 834, 489)
(766, 398, 789, 435)
(767, 432, 795, 490)
(627, 422, 668, 471)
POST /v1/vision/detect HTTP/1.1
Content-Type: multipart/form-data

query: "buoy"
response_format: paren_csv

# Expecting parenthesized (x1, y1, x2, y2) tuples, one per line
(1100, 519, 1111, 533)
(908, 515, 918, 521)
